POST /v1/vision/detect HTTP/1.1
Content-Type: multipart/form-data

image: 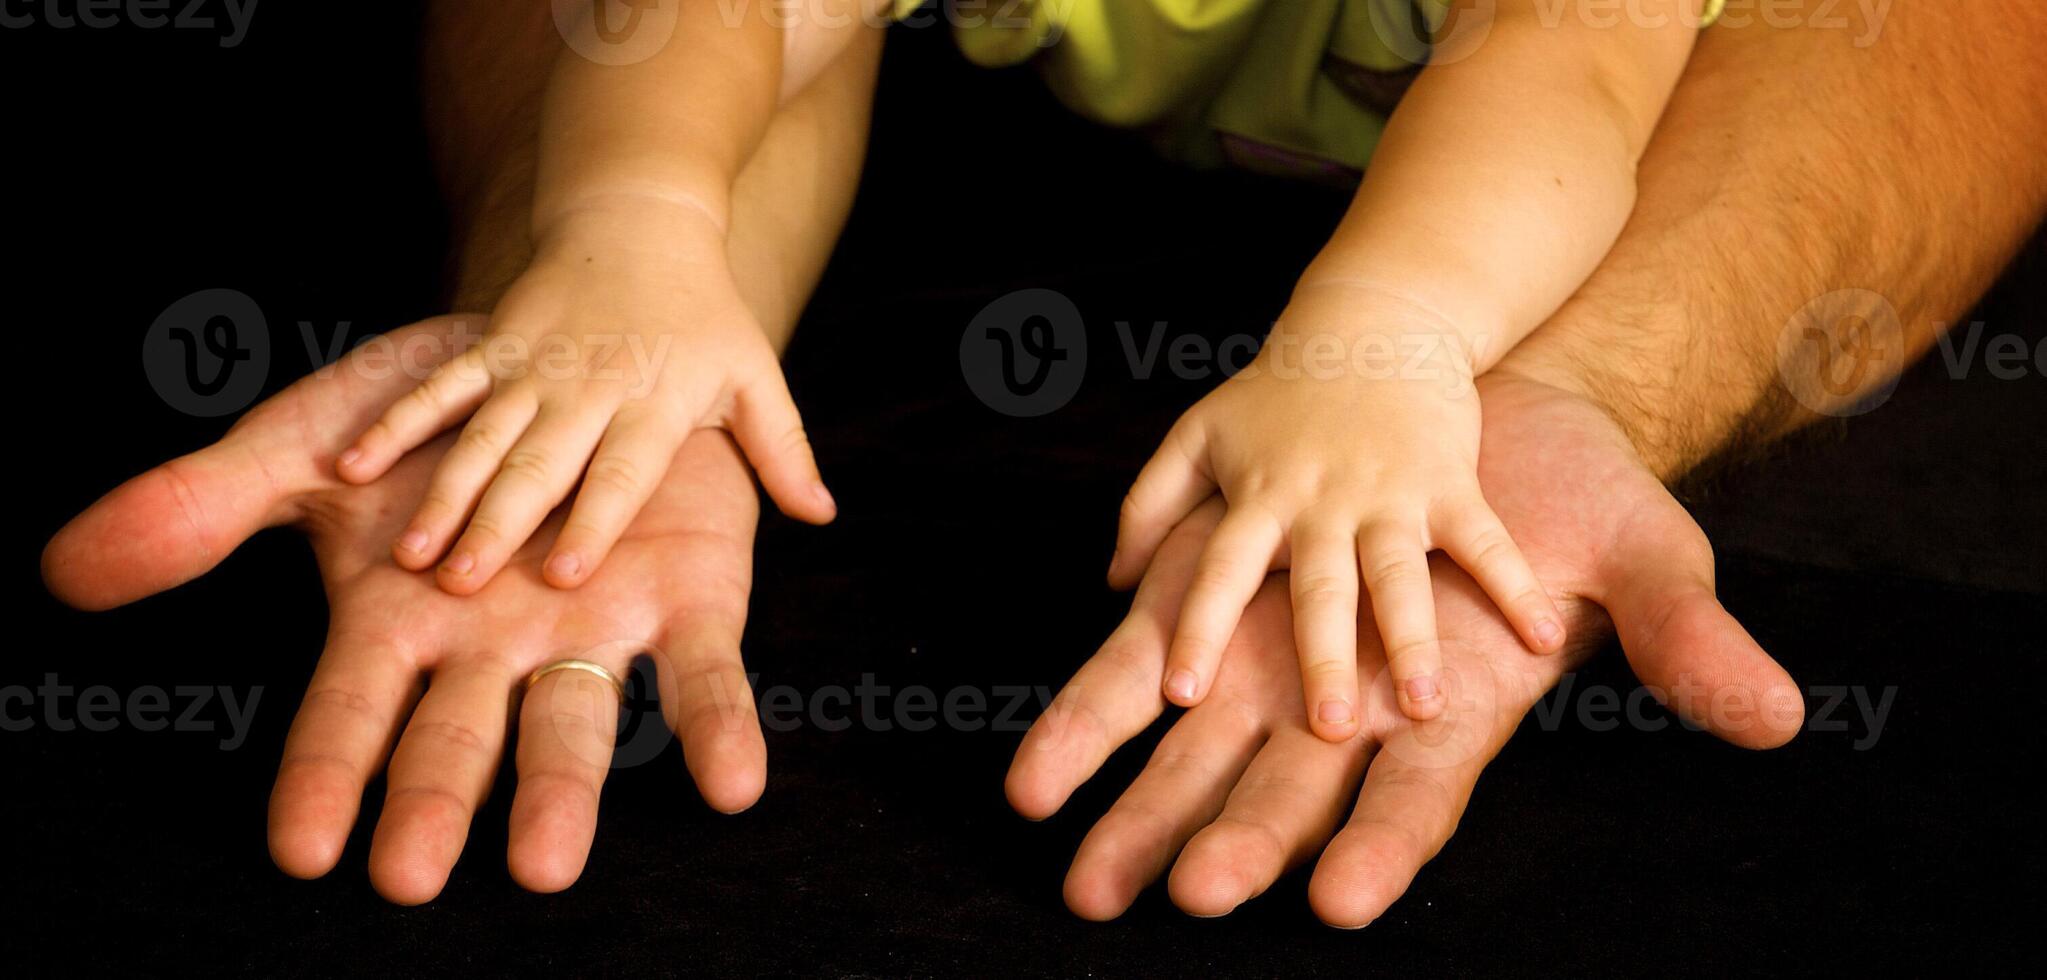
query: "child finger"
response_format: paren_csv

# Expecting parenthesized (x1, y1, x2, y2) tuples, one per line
(1110, 416, 1214, 589)
(1357, 521, 1445, 722)
(1163, 506, 1281, 707)
(1435, 495, 1566, 654)
(391, 391, 539, 570)
(544, 411, 688, 588)
(1290, 526, 1363, 742)
(435, 405, 614, 595)
(338, 346, 493, 484)
(730, 377, 835, 525)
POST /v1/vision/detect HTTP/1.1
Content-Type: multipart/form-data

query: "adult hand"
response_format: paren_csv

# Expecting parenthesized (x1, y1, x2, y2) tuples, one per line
(43, 316, 768, 904)
(1005, 372, 1807, 926)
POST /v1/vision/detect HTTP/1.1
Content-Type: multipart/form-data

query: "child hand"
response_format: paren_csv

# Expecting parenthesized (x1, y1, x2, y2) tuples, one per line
(1106, 285, 1565, 737)
(334, 200, 835, 595)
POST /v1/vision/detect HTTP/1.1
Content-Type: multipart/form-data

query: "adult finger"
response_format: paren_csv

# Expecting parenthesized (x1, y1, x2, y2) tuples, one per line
(267, 629, 423, 879)
(1168, 727, 1372, 917)
(1599, 512, 1804, 748)
(367, 656, 520, 905)
(1062, 702, 1267, 921)
(1005, 501, 1224, 819)
(507, 657, 627, 893)
(1307, 725, 1486, 929)
(655, 599, 768, 815)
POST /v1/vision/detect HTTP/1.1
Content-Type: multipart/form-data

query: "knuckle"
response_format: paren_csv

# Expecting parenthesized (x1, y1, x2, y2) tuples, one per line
(498, 447, 553, 483)
(1349, 814, 1437, 864)
(1191, 560, 1253, 594)
(583, 454, 643, 498)
(1364, 554, 1424, 590)
(403, 381, 446, 414)
(1300, 658, 1354, 686)
(1462, 530, 1517, 570)
(302, 685, 378, 719)
(362, 418, 400, 446)
(1293, 573, 1356, 608)
(1118, 491, 1150, 529)
(458, 422, 511, 457)
(409, 718, 491, 755)
(1383, 636, 1441, 666)
(778, 425, 813, 459)
(1149, 749, 1215, 781)
(416, 492, 465, 522)
(463, 515, 507, 543)
(1209, 814, 1289, 865)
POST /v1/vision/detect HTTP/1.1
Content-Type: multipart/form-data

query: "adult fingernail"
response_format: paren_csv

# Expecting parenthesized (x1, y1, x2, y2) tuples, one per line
(397, 530, 428, 554)
(547, 553, 580, 580)
(814, 484, 835, 512)
(337, 447, 362, 469)
(443, 552, 475, 576)
(1166, 669, 1198, 702)
(1404, 675, 1440, 703)
(1317, 699, 1354, 725)
(1534, 619, 1562, 648)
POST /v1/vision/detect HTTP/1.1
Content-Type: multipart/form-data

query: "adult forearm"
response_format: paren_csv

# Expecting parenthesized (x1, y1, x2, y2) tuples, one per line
(1499, 0, 2047, 480)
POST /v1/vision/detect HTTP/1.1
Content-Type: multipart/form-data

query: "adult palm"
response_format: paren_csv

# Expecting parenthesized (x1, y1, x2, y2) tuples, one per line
(1005, 372, 1808, 927)
(44, 316, 768, 904)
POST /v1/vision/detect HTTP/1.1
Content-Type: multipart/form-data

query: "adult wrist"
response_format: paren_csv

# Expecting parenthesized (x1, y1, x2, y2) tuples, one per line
(1492, 294, 1727, 482)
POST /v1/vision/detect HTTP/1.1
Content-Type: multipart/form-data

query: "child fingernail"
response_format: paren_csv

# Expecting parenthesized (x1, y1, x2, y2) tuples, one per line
(397, 530, 428, 554)
(338, 448, 362, 468)
(443, 552, 475, 576)
(814, 485, 835, 511)
(1317, 699, 1354, 725)
(547, 554, 580, 580)
(1534, 620, 1562, 648)
(1404, 675, 1440, 703)
(1166, 669, 1198, 702)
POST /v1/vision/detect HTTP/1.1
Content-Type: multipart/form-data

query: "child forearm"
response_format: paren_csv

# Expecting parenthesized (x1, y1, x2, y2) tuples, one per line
(533, 0, 786, 240)
(1297, 0, 1697, 371)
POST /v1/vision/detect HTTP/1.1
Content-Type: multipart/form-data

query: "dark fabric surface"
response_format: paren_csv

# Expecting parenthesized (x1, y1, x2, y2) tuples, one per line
(9, 8, 2044, 976)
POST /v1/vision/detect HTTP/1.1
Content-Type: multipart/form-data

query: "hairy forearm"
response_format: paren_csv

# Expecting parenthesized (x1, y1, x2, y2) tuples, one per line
(1300, 1, 1694, 368)
(1499, 0, 2047, 479)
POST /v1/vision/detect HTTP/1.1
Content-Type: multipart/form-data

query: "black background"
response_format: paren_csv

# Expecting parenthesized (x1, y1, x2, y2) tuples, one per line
(7, 4, 2046, 975)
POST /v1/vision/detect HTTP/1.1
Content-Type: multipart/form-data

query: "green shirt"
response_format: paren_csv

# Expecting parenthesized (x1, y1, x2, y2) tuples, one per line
(902, 0, 1724, 180)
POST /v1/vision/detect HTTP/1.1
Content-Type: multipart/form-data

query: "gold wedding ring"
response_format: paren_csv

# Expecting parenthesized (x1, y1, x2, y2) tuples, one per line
(524, 659, 627, 702)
